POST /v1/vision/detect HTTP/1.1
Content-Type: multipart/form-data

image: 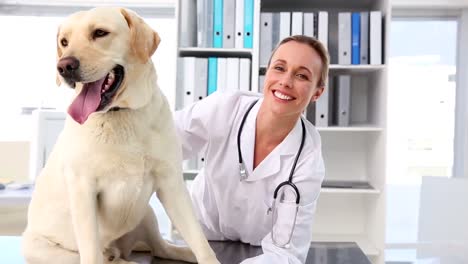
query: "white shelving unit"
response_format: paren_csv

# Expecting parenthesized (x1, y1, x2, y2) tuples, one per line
(175, 0, 390, 263)
(178, 47, 253, 58)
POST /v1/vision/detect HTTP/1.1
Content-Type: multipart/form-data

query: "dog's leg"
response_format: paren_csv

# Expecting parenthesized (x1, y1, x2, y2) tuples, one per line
(115, 206, 197, 263)
(155, 173, 219, 264)
(22, 231, 80, 264)
(65, 167, 103, 264)
(22, 231, 137, 264)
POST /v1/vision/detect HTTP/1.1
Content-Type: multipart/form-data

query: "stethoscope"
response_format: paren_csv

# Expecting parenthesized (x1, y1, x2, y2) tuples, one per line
(237, 99, 306, 248)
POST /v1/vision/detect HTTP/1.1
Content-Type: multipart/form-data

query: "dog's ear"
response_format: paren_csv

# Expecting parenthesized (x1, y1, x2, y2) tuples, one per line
(120, 8, 160, 63)
(56, 25, 62, 87)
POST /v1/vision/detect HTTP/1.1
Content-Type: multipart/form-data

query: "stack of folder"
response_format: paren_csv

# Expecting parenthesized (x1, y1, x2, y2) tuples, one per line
(306, 74, 353, 128)
(338, 11, 382, 65)
(259, 10, 383, 67)
(177, 56, 252, 171)
(259, 11, 329, 67)
(178, 0, 256, 171)
(180, 0, 254, 49)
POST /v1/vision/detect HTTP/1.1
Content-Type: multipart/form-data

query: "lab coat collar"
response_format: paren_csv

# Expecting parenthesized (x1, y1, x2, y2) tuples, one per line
(241, 99, 304, 182)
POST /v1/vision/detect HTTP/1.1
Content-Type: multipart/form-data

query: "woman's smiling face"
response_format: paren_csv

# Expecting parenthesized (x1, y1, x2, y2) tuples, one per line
(263, 40, 325, 118)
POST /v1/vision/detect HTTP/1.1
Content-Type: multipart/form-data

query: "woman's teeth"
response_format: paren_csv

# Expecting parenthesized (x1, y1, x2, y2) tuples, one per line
(274, 90, 293, 100)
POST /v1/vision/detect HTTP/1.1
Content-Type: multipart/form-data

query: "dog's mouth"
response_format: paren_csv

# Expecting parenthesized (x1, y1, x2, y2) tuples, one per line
(68, 65, 124, 125)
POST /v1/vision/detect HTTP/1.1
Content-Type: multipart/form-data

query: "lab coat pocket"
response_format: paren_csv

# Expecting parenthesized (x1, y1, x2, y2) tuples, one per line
(271, 201, 299, 247)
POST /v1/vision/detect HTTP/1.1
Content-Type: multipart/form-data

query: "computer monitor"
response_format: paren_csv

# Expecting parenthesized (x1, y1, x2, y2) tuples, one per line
(28, 110, 66, 182)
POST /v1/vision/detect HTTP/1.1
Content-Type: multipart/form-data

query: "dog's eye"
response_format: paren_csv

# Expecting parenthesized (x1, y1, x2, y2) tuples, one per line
(60, 38, 68, 47)
(93, 29, 109, 39)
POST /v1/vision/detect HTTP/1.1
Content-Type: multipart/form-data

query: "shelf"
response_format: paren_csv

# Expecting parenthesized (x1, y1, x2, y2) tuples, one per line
(329, 64, 386, 74)
(176, 0, 389, 261)
(316, 125, 384, 132)
(321, 180, 380, 194)
(312, 234, 380, 256)
(261, 0, 379, 10)
(321, 187, 380, 194)
(259, 64, 385, 75)
(178, 47, 253, 58)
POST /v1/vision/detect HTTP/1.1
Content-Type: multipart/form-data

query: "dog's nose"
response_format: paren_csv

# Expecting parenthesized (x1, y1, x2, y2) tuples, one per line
(57, 56, 80, 77)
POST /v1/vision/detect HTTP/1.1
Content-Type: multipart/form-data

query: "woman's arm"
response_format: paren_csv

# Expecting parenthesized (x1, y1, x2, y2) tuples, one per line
(174, 103, 209, 160)
(173, 90, 246, 160)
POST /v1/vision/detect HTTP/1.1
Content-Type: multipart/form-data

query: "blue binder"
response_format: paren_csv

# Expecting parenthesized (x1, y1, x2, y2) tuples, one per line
(351, 12, 361, 64)
(213, 0, 223, 48)
(207, 57, 218, 95)
(244, 0, 254, 48)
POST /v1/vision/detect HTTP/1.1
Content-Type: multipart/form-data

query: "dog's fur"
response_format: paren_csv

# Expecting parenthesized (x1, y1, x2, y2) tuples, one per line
(22, 7, 219, 264)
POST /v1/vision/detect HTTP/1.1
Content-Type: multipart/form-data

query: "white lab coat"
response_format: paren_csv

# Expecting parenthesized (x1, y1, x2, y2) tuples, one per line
(174, 90, 325, 264)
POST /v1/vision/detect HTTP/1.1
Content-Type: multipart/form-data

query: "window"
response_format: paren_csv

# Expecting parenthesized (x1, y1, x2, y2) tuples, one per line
(388, 18, 457, 184)
(386, 11, 468, 263)
(0, 4, 176, 141)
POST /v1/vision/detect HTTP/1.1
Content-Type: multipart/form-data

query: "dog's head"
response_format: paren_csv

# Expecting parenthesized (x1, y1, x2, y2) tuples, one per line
(56, 7, 160, 124)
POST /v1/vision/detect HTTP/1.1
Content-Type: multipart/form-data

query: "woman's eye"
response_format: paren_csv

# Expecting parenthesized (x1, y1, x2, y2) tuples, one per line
(274, 66, 284, 71)
(297, 74, 309, 80)
(61, 38, 68, 47)
(93, 29, 109, 39)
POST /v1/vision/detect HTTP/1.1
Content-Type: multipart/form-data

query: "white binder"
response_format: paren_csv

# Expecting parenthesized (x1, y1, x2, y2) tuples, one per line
(223, 0, 236, 48)
(317, 11, 329, 51)
(226, 58, 240, 91)
(179, 0, 197, 47)
(303, 12, 315, 38)
(315, 76, 330, 127)
(217, 58, 227, 91)
(370, 11, 382, 65)
(239, 58, 251, 91)
(336, 75, 351, 126)
(360, 12, 369, 64)
(271, 13, 281, 48)
(197, 0, 213, 48)
(338, 12, 351, 65)
(197, 154, 205, 170)
(183, 57, 196, 107)
(291, 12, 303, 35)
(279, 12, 291, 40)
(194, 58, 208, 101)
(258, 75, 266, 93)
(175, 57, 185, 110)
(235, 0, 244, 48)
(304, 102, 315, 124)
(260, 12, 273, 67)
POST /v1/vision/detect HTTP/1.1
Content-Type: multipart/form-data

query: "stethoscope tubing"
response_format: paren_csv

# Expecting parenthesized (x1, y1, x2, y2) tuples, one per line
(237, 99, 306, 205)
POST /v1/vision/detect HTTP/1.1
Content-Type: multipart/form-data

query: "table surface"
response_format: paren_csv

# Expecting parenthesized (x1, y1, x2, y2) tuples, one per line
(0, 188, 371, 263)
(0, 236, 371, 264)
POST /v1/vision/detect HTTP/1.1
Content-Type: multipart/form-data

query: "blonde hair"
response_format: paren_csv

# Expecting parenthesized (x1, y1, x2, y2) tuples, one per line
(267, 35, 330, 88)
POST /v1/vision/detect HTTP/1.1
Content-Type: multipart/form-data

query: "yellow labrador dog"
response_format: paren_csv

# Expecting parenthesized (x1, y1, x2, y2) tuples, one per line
(22, 7, 219, 264)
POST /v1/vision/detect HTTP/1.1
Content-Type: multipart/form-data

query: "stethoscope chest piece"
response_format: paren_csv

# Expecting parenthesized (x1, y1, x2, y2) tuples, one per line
(239, 163, 248, 182)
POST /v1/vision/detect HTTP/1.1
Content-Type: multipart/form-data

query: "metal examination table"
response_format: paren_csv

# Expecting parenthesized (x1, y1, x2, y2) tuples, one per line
(0, 236, 371, 264)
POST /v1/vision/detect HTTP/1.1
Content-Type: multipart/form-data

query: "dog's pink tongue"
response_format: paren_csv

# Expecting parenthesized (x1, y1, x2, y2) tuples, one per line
(68, 78, 105, 124)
